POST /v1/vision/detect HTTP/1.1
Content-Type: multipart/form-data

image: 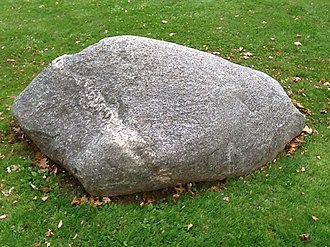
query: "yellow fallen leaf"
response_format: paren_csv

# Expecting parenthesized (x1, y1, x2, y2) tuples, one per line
(312, 215, 318, 221)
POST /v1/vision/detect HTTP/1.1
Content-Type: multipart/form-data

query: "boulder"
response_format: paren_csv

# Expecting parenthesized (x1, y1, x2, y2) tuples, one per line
(12, 36, 305, 196)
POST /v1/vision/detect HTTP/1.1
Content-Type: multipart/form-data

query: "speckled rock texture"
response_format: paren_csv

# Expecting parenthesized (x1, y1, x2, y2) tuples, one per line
(12, 36, 305, 196)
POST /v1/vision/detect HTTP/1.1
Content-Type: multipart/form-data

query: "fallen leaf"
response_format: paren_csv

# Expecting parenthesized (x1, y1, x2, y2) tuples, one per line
(291, 99, 313, 115)
(299, 233, 309, 242)
(80, 195, 89, 205)
(5, 58, 15, 63)
(41, 194, 48, 201)
(210, 186, 220, 192)
(223, 196, 230, 202)
(57, 220, 63, 229)
(172, 193, 180, 202)
(45, 229, 54, 238)
(291, 77, 302, 82)
(71, 196, 80, 206)
(0, 214, 7, 220)
(161, 19, 168, 24)
(169, 32, 176, 37)
(320, 109, 327, 114)
(312, 215, 318, 221)
(294, 41, 302, 46)
(32, 243, 41, 247)
(175, 183, 186, 194)
(302, 125, 313, 134)
(286, 135, 304, 156)
(296, 34, 302, 38)
(187, 223, 193, 231)
(40, 187, 51, 193)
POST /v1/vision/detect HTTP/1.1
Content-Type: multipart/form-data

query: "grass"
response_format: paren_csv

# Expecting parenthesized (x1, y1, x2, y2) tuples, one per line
(0, 0, 329, 246)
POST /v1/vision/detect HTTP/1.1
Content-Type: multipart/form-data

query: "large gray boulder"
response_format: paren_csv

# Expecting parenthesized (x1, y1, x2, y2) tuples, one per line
(12, 36, 305, 196)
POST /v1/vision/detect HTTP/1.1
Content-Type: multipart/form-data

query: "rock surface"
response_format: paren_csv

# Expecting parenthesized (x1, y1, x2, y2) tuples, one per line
(12, 36, 305, 196)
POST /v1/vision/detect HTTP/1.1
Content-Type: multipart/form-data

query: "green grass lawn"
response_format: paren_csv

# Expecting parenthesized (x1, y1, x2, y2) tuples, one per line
(0, 0, 329, 246)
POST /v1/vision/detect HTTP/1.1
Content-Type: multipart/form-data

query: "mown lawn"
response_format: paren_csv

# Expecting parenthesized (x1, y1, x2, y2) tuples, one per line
(0, 0, 329, 246)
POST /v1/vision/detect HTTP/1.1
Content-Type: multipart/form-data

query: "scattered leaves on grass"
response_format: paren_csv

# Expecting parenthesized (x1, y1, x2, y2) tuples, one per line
(0, 214, 7, 220)
(45, 229, 54, 238)
(291, 99, 313, 115)
(71, 195, 110, 207)
(312, 215, 319, 221)
(286, 134, 304, 156)
(299, 233, 310, 242)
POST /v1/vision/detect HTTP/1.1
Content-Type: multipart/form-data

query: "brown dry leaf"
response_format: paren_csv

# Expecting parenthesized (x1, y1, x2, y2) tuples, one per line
(291, 77, 302, 82)
(41, 194, 48, 201)
(187, 223, 193, 231)
(223, 196, 230, 202)
(299, 233, 309, 242)
(172, 193, 180, 202)
(32, 243, 41, 247)
(71, 196, 80, 206)
(80, 195, 89, 205)
(45, 229, 54, 238)
(38, 158, 49, 169)
(291, 99, 313, 115)
(302, 125, 313, 134)
(40, 187, 52, 193)
(312, 215, 318, 221)
(210, 186, 221, 192)
(296, 34, 302, 38)
(175, 183, 186, 194)
(0, 214, 7, 220)
(286, 135, 304, 156)
(93, 200, 104, 207)
(103, 196, 111, 203)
